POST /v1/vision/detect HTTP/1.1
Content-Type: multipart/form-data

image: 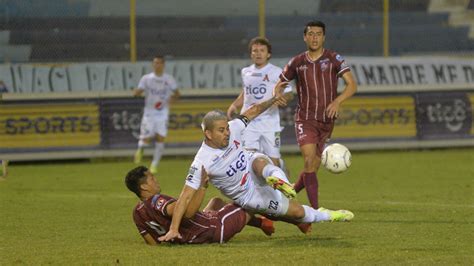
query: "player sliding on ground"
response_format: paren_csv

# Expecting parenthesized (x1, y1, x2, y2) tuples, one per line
(125, 166, 275, 245)
(159, 95, 354, 242)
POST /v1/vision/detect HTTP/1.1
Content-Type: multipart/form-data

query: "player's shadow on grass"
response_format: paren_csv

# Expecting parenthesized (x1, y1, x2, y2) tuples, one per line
(363, 220, 466, 224)
(232, 235, 353, 248)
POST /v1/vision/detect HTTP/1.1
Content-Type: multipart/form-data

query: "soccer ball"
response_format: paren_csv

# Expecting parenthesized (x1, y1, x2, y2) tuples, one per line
(321, 143, 352, 174)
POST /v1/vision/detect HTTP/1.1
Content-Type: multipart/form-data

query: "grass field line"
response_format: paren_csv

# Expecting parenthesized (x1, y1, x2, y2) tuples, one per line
(325, 199, 474, 209)
(41, 193, 474, 209)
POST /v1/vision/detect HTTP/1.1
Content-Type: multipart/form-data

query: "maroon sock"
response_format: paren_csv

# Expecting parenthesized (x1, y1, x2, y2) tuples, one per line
(303, 172, 318, 208)
(294, 171, 306, 193)
(247, 216, 262, 228)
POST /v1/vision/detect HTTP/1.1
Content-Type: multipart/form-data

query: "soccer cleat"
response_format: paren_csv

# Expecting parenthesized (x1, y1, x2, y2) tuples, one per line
(260, 217, 275, 236)
(296, 223, 312, 234)
(149, 164, 158, 175)
(265, 176, 296, 199)
(317, 207, 354, 222)
(134, 148, 143, 164)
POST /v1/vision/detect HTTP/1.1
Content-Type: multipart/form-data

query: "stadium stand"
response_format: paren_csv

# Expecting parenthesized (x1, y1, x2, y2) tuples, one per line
(0, 0, 473, 61)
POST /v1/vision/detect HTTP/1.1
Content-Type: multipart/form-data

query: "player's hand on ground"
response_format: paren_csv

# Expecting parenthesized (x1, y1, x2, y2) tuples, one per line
(326, 100, 340, 119)
(158, 229, 182, 242)
(200, 166, 209, 189)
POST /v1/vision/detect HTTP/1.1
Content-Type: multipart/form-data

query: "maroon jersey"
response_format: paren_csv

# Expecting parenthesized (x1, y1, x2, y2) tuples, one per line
(133, 194, 247, 244)
(280, 49, 350, 122)
(133, 194, 214, 244)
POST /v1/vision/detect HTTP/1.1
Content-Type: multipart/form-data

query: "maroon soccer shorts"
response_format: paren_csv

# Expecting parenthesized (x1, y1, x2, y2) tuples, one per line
(294, 120, 335, 156)
(211, 204, 247, 244)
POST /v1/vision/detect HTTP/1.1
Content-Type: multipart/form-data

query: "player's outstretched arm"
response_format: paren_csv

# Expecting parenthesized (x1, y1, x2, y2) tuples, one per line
(273, 81, 289, 97)
(183, 167, 209, 218)
(242, 95, 286, 121)
(326, 71, 357, 119)
(133, 88, 144, 97)
(170, 90, 180, 103)
(158, 185, 197, 242)
(227, 91, 244, 119)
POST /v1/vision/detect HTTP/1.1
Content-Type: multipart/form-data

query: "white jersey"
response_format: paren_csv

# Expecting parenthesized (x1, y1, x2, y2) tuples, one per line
(240, 63, 292, 132)
(138, 72, 178, 118)
(185, 119, 255, 206)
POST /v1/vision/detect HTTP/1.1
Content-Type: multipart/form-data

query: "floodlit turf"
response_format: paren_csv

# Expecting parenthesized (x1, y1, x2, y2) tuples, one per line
(0, 149, 473, 264)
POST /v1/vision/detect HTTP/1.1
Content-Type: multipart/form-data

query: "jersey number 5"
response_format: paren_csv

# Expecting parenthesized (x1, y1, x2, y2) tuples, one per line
(297, 123, 304, 135)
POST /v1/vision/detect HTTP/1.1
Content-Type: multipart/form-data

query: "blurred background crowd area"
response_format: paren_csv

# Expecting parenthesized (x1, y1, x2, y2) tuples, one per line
(1, 0, 474, 63)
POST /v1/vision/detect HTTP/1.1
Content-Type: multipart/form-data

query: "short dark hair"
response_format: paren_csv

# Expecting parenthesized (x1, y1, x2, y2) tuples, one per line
(125, 166, 148, 198)
(153, 55, 165, 62)
(304, 20, 326, 35)
(248, 37, 272, 55)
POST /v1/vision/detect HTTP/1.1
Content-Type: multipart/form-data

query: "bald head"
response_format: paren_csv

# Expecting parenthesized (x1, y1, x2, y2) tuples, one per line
(201, 110, 228, 132)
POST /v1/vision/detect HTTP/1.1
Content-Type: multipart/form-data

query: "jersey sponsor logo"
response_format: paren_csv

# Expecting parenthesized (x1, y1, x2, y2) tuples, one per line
(297, 65, 308, 72)
(225, 150, 247, 177)
(251, 73, 263, 77)
(186, 174, 194, 182)
(154, 102, 163, 110)
(245, 83, 267, 100)
(186, 165, 199, 183)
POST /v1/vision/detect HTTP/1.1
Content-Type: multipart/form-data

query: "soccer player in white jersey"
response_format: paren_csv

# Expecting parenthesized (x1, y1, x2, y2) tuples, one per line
(227, 37, 293, 169)
(159, 97, 354, 242)
(133, 56, 180, 174)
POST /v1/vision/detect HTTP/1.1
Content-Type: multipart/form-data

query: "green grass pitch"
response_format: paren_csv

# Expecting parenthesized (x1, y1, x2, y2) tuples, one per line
(0, 149, 473, 265)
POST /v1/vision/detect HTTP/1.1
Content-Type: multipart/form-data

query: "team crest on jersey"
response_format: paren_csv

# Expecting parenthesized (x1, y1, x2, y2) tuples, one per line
(262, 74, 270, 82)
(156, 198, 165, 209)
(320, 62, 329, 71)
(234, 140, 240, 148)
(336, 54, 344, 62)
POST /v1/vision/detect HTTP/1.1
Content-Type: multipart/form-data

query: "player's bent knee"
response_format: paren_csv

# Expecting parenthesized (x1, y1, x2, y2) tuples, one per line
(252, 157, 271, 175)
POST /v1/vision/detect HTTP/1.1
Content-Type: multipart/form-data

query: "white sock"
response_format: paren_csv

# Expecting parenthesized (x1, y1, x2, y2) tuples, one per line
(262, 164, 290, 183)
(151, 142, 164, 166)
(298, 205, 331, 223)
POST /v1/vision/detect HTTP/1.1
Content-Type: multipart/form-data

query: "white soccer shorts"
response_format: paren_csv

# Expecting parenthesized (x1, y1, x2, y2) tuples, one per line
(242, 130, 281, 159)
(236, 152, 289, 217)
(139, 114, 168, 139)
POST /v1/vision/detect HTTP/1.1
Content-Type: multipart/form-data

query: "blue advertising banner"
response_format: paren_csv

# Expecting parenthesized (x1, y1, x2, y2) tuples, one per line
(415, 92, 472, 139)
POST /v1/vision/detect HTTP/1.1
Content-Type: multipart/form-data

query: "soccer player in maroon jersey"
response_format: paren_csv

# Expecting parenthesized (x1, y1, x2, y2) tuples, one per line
(274, 20, 357, 208)
(125, 166, 274, 245)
